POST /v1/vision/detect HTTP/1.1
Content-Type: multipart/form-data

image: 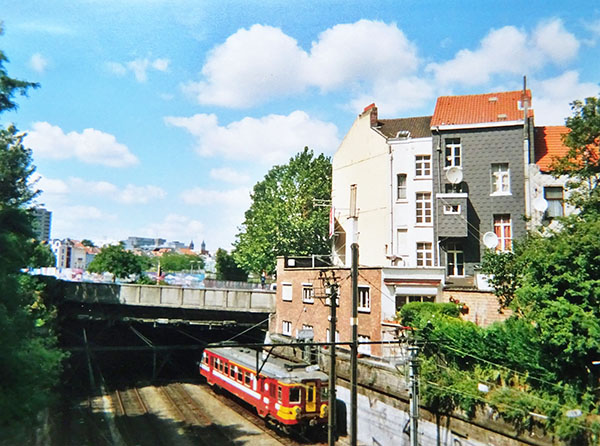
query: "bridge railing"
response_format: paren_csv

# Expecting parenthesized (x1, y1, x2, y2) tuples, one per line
(61, 281, 275, 312)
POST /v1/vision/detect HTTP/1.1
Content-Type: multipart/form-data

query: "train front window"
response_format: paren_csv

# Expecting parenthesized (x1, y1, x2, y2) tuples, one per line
(289, 387, 301, 404)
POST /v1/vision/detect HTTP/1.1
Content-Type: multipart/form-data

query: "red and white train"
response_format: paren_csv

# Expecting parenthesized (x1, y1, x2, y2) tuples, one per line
(199, 346, 329, 433)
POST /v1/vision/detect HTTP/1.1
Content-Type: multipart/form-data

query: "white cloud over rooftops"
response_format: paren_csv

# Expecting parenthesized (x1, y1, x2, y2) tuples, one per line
(25, 122, 139, 167)
(164, 111, 339, 164)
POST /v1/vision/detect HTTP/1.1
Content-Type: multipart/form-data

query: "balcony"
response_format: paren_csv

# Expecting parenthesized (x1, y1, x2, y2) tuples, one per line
(436, 193, 468, 237)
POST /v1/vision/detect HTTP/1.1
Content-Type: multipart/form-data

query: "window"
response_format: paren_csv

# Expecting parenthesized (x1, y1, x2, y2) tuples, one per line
(396, 228, 408, 257)
(445, 183, 463, 193)
(230, 366, 236, 378)
(281, 283, 292, 301)
(445, 138, 461, 167)
(358, 335, 371, 355)
(244, 372, 251, 387)
(397, 174, 407, 200)
(302, 284, 314, 303)
(282, 320, 292, 336)
(493, 214, 512, 251)
(415, 155, 431, 177)
(416, 192, 432, 224)
(396, 295, 435, 309)
(326, 329, 340, 343)
(277, 385, 283, 402)
(237, 369, 243, 382)
(416, 242, 433, 266)
(446, 243, 464, 276)
(544, 186, 564, 218)
(358, 286, 371, 312)
(443, 204, 460, 214)
(289, 387, 301, 404)
(224, 363, 229, 375)
(491, 163, 510, 195)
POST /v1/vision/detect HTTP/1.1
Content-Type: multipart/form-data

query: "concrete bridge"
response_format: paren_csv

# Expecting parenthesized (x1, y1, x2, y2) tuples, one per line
(55, 280, 276, 327)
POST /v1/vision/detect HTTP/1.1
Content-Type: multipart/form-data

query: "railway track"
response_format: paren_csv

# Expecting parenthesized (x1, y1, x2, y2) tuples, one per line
(197, 382, 326, 445)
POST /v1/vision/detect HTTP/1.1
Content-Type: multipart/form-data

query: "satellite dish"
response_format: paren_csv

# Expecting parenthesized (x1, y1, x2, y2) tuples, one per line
(533, 196, 548, 212)
(483, 232, 499, 249)
(446, 166, 463, 184)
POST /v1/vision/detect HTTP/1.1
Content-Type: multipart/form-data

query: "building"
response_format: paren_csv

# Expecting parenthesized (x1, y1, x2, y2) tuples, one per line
(51, 239, 99, 269)
(273, 257, 444, 357)
(32, 207, 52, 242)
(124, 236, 167, 250)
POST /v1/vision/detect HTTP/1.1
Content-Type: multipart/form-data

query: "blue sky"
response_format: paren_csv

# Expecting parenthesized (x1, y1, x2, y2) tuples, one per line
(2, 1, 599, 251)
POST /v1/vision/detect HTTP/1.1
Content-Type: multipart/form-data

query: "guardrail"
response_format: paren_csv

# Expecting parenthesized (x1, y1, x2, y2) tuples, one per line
(61, 282, 276, 313)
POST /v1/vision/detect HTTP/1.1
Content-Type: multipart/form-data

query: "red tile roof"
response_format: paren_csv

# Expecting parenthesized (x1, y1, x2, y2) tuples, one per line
(534, 126, 570, 172)
(431, 90, 533, 127)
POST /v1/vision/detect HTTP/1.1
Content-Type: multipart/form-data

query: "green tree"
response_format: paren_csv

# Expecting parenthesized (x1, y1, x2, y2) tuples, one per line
(87, 243, 144, 281)
(27, 241, 56, 268)
(81, 239, 95, 247)
(234, 147, 332, 273)
(158, 251, 204, 272)
(552, 95, 600, 211)
(0, 34, 64, 443)
(215, 248, 248, 281)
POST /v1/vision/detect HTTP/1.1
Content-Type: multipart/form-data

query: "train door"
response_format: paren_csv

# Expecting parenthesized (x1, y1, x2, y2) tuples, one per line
(305, 382, 316, 412)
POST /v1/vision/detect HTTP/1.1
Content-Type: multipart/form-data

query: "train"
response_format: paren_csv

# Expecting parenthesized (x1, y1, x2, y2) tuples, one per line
(199, 346, 329, 433)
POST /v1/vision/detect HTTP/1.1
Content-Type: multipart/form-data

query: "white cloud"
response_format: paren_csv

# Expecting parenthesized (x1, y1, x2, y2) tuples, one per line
(25, 122, 139, 167)
(181, 186, 250, 208)
(62, 205, 116, 221)
(140, 214, 205, 243)
(165, 111, 339, 164)
(39, 176, 166, 204)
(532, 71, 599, 125)
(209, 167, 251, 184)
(106, 57, 170, 82)
(184, 20, 420, 108)
(349, 77, 436, 115)
(29, 53, 49, 73)
(427, 19, 580, 87)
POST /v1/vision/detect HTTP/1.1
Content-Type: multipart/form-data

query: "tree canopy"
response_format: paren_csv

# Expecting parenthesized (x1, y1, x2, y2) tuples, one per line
(0, 37, 64, 443)
(157, 251, 204, 272)
(234, 147, 332, 274)
(87, 243, 145, 281)
(215, 248, 248, 281)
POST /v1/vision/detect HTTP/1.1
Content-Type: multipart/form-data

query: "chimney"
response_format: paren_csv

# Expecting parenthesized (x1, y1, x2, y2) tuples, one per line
(363, 103, 378, 127)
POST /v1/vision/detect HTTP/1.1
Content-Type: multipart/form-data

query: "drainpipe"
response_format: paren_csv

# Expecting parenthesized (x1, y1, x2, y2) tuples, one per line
(522, 76, 532, 229)
(389, 142, 394, 265)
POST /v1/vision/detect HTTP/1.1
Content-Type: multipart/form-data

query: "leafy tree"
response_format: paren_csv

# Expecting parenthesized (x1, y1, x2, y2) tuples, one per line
(552, 95, 600, 211)
(215, 248, 248, 281)
(234, 147, 331, 273)
(27, 241, 56, 268)
(0, 35, 64, 443)
(81, 239, 95, 247)
(158, 251, 204, 272)
(87, 243, 144, 281)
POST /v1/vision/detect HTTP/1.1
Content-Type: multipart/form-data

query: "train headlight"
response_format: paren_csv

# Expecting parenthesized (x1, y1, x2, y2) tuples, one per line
(320, 403, 328, 418)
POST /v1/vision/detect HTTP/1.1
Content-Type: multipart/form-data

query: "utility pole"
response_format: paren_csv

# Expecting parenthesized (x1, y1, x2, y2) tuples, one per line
(320, 270, 339, 446)
(349, 184, 359, 446)
(408, 343, 420, 446)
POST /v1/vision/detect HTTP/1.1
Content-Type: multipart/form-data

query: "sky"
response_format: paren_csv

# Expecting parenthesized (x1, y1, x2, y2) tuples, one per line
(1, 1, 599, 252)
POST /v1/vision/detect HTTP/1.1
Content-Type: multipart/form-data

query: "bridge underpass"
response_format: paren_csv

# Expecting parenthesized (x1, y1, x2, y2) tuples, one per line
(49, 280, 275, 383)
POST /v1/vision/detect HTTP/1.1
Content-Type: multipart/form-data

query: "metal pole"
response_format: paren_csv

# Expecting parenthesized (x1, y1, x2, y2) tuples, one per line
(350, 242, 359, 446)
(328, 285, 338, 446)
(408, 344, 420, 446)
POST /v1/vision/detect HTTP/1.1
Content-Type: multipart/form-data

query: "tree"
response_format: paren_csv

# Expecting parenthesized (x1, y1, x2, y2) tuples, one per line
(81, 239, 95, 247)
(234, 147, 332, 273)
(0, 35, 64, 443)
(27, 241, 56, 268)
(87, 243, 144, 281)
(158, 251, 204, 272)
(215, 248, 248, 281)
(552, 95, 600, 211)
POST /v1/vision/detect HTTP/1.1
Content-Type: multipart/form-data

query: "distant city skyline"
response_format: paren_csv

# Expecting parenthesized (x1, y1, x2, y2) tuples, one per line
(2, 1, 598, 251)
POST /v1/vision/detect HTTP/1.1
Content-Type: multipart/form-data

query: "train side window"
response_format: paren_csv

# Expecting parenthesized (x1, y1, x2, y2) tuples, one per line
(215, 358, 220, 370)
(321, 385, 329, 400)
(277, 385, 283, 402)
(237, 369, 243, 382)
(203, 354, 208, 364)
(230, 366, 236, 378)
(289, 387, 301, 404)
(244, 372, 251, 387)
(224, 363, 229, 374)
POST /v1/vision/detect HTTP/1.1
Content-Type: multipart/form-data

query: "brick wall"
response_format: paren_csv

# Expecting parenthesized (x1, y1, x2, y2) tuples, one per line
(441, 289, 512, 327)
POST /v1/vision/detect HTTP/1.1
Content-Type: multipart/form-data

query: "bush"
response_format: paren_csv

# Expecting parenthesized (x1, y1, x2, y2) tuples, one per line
(398, 301, 461, 328)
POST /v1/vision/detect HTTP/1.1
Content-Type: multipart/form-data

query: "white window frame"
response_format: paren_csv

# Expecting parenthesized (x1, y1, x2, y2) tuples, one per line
(302, 283, 314, 303)
(282, 320, 292, 336)
(396, 295, 435, 309)
(416, 242, 433, 266)
(281, 282, 293, 301)
(358, 286, 371, 313)
(396, 173, 407, 200)
(446, 243, 465, 276)
(415, 155, 431, 177)
(326, 329, 340, 344)
(493, 214, 512, 252)
(443, 204, 461, 214)
(491, 163, 511, 195)
(445, 138, 461, 167)
(544, 186, 564, 218)
(416, 192, 432, 224)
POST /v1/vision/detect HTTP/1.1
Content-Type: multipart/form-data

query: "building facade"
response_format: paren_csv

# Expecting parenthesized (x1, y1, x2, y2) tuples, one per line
(32, 207, 52, 242)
